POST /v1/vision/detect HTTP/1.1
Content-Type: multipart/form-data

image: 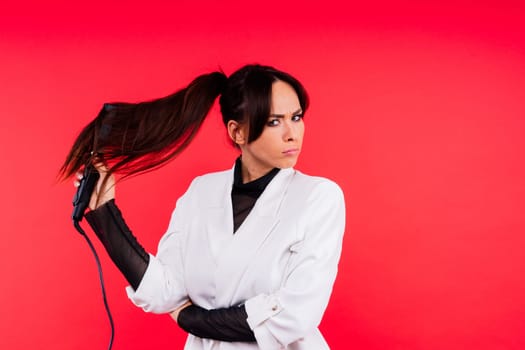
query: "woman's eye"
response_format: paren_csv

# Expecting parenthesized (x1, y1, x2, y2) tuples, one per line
(292, 114, 303, 122)
(267, 119, 280, 127)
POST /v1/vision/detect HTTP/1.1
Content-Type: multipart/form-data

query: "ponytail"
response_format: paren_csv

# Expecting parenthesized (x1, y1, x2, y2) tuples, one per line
(59, 71, 228, 180)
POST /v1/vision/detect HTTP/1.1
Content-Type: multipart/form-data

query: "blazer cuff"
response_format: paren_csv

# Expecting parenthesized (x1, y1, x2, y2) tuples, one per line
(245, 293, 283, 329)
(125, 253, 176, 313)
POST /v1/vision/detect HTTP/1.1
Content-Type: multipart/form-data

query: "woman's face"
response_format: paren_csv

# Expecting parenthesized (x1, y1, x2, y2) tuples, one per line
(239, 80, 304, 180)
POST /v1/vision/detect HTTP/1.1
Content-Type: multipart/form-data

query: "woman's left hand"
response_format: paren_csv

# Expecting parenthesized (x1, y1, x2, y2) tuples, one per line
(170, 300, 193, 324)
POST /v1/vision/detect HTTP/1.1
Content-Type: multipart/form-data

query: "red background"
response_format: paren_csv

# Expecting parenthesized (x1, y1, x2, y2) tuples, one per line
(1, 1, 524, 349)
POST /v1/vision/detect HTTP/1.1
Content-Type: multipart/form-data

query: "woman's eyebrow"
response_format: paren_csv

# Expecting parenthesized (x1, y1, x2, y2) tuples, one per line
(270, 109, 303, 117)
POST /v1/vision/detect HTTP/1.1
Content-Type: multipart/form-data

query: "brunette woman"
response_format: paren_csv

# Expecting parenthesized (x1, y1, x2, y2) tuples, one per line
(61, 64, 345, 349)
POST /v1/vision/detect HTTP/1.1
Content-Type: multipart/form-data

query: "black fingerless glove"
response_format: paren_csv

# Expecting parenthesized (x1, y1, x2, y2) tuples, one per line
(178, 304, 256, 342)
(85, 199, 149, 290)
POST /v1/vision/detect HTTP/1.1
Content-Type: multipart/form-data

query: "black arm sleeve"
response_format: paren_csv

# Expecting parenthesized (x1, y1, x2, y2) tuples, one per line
(85, 199, 149, 290)
(178, 304, 256, 342)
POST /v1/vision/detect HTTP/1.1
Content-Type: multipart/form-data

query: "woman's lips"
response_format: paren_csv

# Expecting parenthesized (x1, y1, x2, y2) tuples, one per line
(283, 148, 300, 155)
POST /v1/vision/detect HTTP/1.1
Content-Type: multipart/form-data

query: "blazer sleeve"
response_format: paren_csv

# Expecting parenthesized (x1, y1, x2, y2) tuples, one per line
(125, 178, 198, 313)
(244, 180, 346, 349)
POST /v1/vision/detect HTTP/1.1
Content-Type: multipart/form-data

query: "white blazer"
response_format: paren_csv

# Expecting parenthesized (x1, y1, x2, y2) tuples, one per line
(126, 166, 346, 349)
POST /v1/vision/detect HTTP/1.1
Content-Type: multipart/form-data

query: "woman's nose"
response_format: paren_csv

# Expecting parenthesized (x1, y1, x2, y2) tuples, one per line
(283, 121, 296, 141)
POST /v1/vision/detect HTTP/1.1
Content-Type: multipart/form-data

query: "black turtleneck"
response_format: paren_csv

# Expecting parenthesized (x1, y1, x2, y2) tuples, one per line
(231, 157, 280, 233)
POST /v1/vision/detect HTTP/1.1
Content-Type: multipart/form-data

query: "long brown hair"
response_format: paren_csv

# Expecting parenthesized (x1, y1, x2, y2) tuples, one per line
(59, 64, 308, 180)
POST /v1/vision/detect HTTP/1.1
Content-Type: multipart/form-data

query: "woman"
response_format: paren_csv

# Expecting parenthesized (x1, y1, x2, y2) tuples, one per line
(61, 64, 346, 349)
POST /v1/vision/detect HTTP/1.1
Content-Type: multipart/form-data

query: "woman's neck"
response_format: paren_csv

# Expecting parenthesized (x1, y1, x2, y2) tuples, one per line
(235, 155, 274, 184)
(240, 162, 272, 184)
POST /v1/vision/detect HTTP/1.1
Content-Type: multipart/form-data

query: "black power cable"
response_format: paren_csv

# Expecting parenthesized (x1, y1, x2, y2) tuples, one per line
(74, 220, 115, 350)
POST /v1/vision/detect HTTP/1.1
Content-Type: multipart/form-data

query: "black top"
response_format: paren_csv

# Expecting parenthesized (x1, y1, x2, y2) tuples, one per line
(231, 157, 280, 232)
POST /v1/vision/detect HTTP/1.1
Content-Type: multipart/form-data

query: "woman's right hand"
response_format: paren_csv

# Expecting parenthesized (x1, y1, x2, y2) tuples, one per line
(74, 162, 115, 210)
(170, 300, 193, 324)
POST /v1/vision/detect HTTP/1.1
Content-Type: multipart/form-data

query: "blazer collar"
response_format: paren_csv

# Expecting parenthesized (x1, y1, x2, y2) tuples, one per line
(249, 166, 295, 217)
(207, 164, 295, 215)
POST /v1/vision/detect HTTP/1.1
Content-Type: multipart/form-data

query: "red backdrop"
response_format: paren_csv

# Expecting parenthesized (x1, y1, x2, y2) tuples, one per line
(1, 1, 524, 349)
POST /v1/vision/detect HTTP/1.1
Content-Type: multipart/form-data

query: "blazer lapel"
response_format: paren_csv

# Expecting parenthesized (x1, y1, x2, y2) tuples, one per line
(213, 167, 296, 306)
(203, 168, 235, 265)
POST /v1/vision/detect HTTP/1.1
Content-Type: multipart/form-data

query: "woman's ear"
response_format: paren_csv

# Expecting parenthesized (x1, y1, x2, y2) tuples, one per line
(227, 120, 247, 146)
